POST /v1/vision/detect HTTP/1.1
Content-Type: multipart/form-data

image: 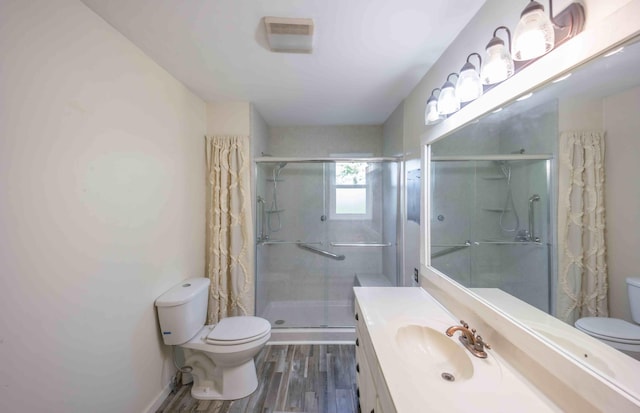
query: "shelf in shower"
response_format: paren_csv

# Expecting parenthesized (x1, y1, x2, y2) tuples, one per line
(481, 175, 506, 180)
(266, 209, 285, 213)
(266, 178, 284, 182)
(482, 208, 512, 212)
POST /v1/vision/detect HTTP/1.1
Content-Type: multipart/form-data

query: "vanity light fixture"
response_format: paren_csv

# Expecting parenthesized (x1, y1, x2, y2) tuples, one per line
(437, 73, 461, 115)
(481, 26, 515, 85)
(425, 88, 444, 125)
(456, 53, 484, 103)
(512, 0, 586, 61)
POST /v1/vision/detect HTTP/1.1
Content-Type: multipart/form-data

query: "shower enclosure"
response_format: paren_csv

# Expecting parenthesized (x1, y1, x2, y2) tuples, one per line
(255, 157, 400, 330)
(429, 154, 553, 312)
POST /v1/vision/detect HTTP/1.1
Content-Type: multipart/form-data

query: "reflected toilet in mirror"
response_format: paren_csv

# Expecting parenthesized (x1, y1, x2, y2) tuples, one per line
(575, 278, 640, 359)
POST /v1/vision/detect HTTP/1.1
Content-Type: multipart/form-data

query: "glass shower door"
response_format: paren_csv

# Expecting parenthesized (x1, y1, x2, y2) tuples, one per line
(256, 161, 331, 328)
(255, 159, 399, 330)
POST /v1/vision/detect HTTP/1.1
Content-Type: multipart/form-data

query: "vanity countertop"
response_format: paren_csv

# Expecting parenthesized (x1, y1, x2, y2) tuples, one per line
(354, 287, 562, 412)
(472, 287, 640, 399)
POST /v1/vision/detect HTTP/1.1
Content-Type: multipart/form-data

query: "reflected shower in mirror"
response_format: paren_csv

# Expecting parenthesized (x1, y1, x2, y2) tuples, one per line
(428, 35, 640, 400)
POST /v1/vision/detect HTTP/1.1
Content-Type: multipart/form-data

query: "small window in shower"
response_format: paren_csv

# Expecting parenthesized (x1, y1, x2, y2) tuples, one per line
(330, 162, 372, 220)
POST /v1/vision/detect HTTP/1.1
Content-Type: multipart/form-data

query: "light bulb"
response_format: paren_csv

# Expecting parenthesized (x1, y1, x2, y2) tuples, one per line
(456, 65, 483, 103)
(513, 1, 555, 61)
(425, 99, 442, 124)
(481, 43, 514, 85)
(437, 84, 460, 115)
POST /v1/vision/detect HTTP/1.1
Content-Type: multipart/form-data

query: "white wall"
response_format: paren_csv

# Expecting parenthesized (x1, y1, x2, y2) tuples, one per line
(206, 102, 251, 137)
(251, 105, 270, 159)
(269, 125, 382, 157)
(0, 1, 206, 412)
(603, 86, 640, 321)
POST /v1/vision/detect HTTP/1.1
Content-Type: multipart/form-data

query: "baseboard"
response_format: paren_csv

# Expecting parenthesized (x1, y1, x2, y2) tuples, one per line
(143, 383, 172, 413)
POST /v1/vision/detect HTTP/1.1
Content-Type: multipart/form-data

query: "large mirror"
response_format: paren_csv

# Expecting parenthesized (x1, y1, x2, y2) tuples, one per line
(428, 34, 640, 399)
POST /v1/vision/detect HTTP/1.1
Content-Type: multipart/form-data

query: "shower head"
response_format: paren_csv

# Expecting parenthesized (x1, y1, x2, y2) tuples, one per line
(529, 194, 541, 203)
(277, 162, 288, 169)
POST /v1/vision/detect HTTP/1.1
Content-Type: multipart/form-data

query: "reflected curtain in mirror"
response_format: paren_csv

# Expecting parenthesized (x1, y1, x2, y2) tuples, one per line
(557, 131, 608, 324)
(205, 136, 254, 324)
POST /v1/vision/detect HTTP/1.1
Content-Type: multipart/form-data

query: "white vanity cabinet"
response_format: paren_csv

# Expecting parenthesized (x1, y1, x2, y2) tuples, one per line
(354, 298, 396, 413)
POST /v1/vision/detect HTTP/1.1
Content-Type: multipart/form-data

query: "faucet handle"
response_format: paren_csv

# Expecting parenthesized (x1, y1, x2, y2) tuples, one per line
(460, 320, 469, 329)
(474, 335, 491, 351)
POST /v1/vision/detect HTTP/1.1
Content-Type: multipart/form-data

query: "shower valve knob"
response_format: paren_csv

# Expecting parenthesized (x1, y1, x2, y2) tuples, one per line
(320, 215, 327, 221)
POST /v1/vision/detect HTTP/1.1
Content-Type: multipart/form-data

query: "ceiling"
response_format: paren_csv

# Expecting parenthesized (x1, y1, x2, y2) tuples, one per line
(81, 0, 486, 126)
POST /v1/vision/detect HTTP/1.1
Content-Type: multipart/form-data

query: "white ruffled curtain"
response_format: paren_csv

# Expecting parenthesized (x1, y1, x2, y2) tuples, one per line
(205, 136, 254, 324)
(557, 131, 608, 324)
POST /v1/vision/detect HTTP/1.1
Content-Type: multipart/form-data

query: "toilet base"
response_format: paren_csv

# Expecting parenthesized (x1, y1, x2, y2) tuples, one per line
(188, 358, 258, 400)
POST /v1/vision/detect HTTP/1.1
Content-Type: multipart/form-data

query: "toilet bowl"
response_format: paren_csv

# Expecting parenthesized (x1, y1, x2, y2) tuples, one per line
(155, 278, 271, 400)
(575, 277, 640, 358)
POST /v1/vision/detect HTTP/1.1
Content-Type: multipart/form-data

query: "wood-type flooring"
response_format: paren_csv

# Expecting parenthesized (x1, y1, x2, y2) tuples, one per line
(156, 344, 357, 413)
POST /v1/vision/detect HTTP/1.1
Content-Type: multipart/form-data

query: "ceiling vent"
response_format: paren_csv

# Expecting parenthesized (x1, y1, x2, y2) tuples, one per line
(264, 17, 314, 53)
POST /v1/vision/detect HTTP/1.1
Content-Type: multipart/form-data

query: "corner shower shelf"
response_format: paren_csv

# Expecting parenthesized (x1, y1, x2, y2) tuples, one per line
(481, 175, 507, 180)
(266, 209, 285, 214)
(266, 178, 284, 182)
(482, 208, 512, 212)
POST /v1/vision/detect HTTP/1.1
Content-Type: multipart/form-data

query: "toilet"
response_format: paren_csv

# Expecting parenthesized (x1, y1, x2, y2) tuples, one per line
(575, 277, 640, 357)
(155, 278, 271, 400)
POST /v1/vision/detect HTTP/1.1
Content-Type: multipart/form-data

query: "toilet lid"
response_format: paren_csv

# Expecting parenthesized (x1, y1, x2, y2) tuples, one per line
(575, 317, 640, 344)
(206, 316, 271, 345)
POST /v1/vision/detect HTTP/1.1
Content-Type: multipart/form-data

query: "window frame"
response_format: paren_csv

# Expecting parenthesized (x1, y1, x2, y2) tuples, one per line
(328, 161, 372, 221)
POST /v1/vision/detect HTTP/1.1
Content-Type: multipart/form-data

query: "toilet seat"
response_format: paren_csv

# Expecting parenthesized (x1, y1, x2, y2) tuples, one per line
(575, 317, 640, 345)
(206, 316, 271, 346)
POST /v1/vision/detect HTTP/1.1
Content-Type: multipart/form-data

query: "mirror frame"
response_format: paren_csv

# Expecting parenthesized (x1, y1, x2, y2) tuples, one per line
(419, 0, 640, 406)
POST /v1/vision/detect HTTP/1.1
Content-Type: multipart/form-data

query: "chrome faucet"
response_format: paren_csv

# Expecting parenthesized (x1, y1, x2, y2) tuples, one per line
(445, 320, 491, 358)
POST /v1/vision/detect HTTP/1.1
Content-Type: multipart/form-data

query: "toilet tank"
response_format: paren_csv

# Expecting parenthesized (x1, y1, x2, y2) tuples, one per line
(627, 277, 640, 323)
(155, 277, 210, 345)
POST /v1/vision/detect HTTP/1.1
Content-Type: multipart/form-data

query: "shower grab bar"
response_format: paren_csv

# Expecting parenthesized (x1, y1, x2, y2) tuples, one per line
(330, 242, 392, 247)
(431, 243, 473, 247)
(431, 241, 472, 259)
(298, 243, 345, 261)
(260, 240, 323, 245)
(528, 194, 541, 243)
(256, 196, 267, 242)
(473, 241, 543, 246)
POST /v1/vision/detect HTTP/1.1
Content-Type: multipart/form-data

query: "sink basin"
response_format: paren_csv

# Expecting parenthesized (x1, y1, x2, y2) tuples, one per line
(395, 324, 474, 381)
